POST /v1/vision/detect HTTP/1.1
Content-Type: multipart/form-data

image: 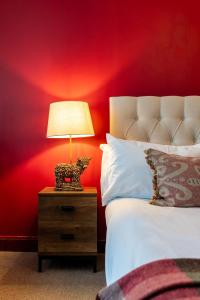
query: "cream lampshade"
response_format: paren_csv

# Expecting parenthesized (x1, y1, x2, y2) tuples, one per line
(47, 101, 94, 138)
(47, 101, 94, 162)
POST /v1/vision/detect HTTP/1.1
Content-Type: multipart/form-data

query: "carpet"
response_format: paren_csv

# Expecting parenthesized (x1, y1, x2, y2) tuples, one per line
(0, 252, 105, 300)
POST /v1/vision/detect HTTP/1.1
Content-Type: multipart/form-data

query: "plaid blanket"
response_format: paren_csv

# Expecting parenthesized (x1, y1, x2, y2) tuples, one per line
(97, 259, 200, 300)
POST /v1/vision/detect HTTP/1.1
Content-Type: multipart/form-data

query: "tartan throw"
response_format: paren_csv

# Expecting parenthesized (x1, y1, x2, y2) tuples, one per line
(97, 259, 200, 300)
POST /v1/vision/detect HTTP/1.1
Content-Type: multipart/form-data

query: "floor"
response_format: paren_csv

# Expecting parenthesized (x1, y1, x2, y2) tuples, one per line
(0, 252, 105, 300)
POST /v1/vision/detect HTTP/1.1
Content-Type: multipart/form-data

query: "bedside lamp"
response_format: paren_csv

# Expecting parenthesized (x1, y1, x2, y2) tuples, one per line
(47, 101, 95, 191)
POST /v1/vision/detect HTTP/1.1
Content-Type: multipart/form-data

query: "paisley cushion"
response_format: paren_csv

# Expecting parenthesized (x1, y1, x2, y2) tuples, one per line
(145, 149, 200, 207)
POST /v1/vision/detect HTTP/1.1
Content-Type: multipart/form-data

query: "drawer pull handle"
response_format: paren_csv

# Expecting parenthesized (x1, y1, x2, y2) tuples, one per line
(60, 233, 74, 240)
(60, 205, 75, 212)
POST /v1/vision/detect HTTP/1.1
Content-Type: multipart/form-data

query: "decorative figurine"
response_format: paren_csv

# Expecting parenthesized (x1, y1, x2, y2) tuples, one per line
(55, 157, 91, 191)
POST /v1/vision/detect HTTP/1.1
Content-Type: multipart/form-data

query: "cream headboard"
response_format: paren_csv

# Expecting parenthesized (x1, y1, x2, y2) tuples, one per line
(110, 96, 200, 145)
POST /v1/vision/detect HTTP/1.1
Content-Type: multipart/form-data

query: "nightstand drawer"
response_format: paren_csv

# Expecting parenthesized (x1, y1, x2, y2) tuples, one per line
(39, 218, 96, 231)
(39, 197, 96, 223)
(38, 225, 97, 253)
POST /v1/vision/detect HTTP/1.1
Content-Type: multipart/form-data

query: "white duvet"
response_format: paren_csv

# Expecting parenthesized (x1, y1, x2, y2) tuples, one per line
(105, 198, 200, 285)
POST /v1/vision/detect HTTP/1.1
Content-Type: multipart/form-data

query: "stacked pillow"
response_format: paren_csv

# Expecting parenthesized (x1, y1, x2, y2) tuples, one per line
(101, 134, 200, 206)
(145, 149, 200, 207)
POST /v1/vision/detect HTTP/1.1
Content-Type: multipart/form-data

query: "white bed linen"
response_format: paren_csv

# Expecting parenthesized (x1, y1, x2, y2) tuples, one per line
(105, 198, 200, 285)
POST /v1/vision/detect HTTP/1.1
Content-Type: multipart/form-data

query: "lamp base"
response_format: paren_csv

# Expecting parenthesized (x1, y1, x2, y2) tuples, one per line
(54, 158, 91, 192)
(56, 182, 83, 192)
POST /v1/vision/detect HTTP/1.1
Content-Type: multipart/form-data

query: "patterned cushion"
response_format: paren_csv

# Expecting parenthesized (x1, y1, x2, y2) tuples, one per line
(145, 149, 200, 207)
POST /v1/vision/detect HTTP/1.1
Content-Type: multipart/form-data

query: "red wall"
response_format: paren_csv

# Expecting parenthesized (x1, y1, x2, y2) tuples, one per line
(1, 0, 200, 242)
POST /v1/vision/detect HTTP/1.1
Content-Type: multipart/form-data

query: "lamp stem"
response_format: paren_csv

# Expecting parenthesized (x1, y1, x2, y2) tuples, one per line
(69, 135, 72, 163)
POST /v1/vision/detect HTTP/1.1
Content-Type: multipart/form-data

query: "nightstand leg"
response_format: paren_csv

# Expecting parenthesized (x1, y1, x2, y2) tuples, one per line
(38, 256, 42, 272)
(93, 256, 97, 273)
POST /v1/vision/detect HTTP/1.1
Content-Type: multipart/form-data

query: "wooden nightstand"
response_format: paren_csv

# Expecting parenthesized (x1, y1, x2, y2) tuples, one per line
(38, 187, 97, 272)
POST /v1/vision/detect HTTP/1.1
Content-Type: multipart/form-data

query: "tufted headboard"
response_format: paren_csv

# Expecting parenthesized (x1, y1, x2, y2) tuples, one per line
(110, 96, 200, 145)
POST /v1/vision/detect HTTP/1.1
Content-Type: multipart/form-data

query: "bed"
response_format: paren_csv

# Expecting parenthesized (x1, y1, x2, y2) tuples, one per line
(102, 96, 200, 288)
(106, 198, 200, 285)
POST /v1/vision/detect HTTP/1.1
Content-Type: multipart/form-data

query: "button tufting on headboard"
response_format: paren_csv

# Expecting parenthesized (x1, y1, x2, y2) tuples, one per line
(110, 96, 200, 145)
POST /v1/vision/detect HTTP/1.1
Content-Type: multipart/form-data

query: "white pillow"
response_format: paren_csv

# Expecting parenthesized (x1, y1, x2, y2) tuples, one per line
(100, 144, 111, 195)
(100, 134, 200, 206)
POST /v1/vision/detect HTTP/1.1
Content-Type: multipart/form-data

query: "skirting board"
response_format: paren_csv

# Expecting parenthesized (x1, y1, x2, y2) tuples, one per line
(0, 236, 105, 253)
(0, 236, 37, 252)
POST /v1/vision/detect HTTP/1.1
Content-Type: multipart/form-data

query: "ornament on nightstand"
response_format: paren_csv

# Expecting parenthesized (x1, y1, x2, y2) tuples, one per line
(55, 157, 91, 191)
